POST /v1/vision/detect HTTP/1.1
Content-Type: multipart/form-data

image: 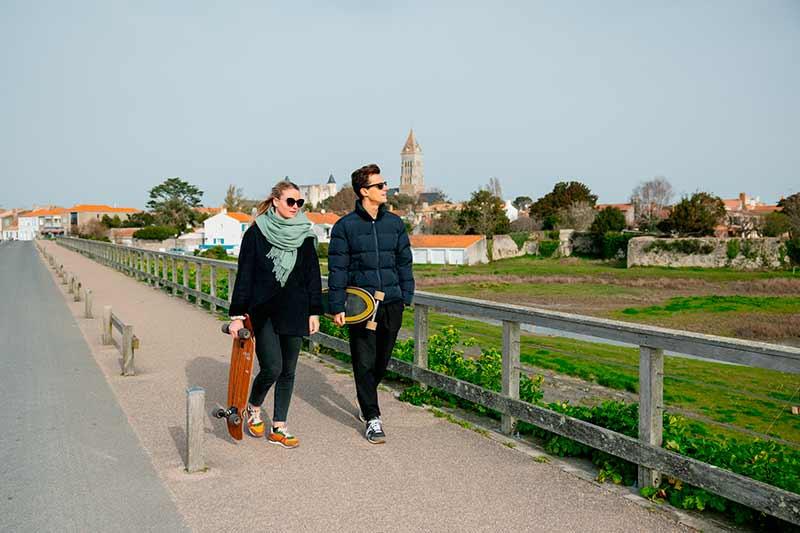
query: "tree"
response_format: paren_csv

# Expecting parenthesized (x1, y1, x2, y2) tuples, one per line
(223, 184, 246, 213)
(530, 181, 597, 226)
(512, 196, 533, 212)
(458, 189, 510, 238)
(663, 192, 726, 236)
(146, 177, 204, 234)
(509, 216, 542, 232)
(101, 214, 123, 228)
(486, 177, 503, 199)
(123, 211, 156, 227)
(631, 176, 673, 230)
(778, 193, 800, 237)
(429, 211, 462, 235)
(78, 218, 108, 240)
(388, 193, 416, 211)
(133, 226, 178, 241)
(590, 206, 626, 234)
(557, 201, 596, 231)
(327, 186, 357, 214)
(761, 212, 791, 237)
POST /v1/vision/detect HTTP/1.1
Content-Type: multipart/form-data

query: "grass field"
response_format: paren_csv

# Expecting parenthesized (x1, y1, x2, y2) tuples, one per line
(399, 309, 800, 446)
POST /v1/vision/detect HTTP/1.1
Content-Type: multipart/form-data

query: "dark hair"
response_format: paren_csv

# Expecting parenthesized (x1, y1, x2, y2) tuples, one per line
(351, 164, 381, 200)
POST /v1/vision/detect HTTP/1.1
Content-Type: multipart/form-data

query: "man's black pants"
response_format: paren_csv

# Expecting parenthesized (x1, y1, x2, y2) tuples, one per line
(348, 300, 404, 421)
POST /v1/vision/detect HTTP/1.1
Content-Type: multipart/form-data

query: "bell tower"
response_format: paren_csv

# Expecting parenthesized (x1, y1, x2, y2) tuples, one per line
(399, 129, 424, 196)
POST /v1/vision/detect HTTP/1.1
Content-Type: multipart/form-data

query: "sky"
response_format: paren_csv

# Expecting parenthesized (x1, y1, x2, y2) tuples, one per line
(1, 1, 798, 210)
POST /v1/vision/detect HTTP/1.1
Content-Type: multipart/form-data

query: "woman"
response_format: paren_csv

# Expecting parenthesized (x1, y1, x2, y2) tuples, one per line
(228, 180, 322, 448)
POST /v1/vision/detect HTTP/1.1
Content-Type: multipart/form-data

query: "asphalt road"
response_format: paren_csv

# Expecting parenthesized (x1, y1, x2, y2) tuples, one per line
(0, 241, 187, 532)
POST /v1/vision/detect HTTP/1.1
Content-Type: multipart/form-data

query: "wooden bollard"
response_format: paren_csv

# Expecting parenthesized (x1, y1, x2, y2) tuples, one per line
(84, 289, 93, 318)
(73, 281, 82, 302)
(185, 387, 206, 473)
(122, 325, 135, 376)
(60, 267, 67, 284)
(102, 306, 112, 345)
(68, 275, 75, 294)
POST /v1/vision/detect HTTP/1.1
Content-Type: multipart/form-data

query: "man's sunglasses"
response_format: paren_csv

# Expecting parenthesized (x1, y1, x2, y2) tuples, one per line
(364, 181, 388, 191)
(285, 198, 305, 207)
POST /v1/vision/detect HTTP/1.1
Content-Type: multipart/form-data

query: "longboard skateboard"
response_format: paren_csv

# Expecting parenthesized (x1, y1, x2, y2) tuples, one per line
(321, 287, 384, 331)
(213, 315, 255, 440)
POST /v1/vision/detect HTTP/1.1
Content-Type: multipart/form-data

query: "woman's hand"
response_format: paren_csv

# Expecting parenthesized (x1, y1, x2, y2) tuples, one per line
(309, 315, 320, 335)
(229, 319, 244, 339)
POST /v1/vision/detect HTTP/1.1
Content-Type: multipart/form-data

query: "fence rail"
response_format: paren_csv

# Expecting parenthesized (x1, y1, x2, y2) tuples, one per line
(54, 236, 800, 525)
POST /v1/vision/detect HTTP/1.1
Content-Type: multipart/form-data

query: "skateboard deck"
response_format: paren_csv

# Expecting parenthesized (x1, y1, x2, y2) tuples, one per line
(321, 286, 384, 331)
(213, 315, 255, 440)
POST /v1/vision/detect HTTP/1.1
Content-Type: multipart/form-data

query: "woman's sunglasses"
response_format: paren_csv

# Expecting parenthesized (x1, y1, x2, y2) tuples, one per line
(285, 198, 305, 207)
(364, 181, 388, 190)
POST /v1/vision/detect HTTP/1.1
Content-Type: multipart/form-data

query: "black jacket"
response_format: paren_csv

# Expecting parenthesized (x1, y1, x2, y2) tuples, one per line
(229, 225, 322, 336)
(327, 201, 414, 313)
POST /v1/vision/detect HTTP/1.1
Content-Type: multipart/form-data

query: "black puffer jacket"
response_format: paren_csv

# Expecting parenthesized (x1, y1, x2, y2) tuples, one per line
(229, 225, 322, 336)
(327, 201, 414, 314)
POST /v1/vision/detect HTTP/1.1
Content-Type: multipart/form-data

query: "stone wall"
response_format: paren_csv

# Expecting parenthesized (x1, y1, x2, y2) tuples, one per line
(492, 235, 524, 260)
(627, 237, 790, 270)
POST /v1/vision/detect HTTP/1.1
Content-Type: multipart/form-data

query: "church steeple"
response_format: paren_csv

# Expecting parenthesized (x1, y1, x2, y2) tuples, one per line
(400, 129, 424, 196)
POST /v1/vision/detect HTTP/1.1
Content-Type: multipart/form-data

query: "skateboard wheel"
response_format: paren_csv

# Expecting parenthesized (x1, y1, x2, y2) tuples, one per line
(366, 320, 377, 331)
(213, 408, 226, 419)
(229, 414, 242, 425)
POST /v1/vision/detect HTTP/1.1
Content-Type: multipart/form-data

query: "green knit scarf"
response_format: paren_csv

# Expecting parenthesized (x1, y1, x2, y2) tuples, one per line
(255, 207, 316, 287)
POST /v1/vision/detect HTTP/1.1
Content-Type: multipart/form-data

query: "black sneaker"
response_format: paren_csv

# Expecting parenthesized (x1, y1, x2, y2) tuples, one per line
(365, 418, 386, 444)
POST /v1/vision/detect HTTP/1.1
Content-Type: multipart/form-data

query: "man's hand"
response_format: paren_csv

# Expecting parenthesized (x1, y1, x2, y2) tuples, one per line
(333, 312, 346, 327)
(229, 319, 244, 339)
(309, 315, 320, 335)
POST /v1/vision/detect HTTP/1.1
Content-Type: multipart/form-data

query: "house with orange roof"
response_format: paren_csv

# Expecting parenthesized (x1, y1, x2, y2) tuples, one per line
(596, 203, 635, 227)
(409, 234, 488, 265)
(306, 211, 341, 243)
(720, 192, 782, 237)
(64, 204, 140, 235)
(201, 209, 252, 254)
(0, 209, 24, 240)
(18, 207, 67, 240)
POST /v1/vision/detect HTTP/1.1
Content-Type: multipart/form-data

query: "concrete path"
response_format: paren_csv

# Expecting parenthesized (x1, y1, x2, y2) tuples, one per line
(0, 241, 187, 532)
(32, 240, 695, 532)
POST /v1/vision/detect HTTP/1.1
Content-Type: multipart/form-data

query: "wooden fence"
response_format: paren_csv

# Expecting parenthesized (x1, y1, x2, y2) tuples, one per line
(55, 236, 800, 525)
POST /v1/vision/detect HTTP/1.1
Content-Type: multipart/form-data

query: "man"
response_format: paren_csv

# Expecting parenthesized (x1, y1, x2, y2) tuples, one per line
(328, 164, 415, 444)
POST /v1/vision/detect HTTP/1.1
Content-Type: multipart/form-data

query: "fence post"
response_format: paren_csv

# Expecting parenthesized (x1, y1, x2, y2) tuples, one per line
(183, 260, 190, 301)
(84, 289, 93, 318)
(501, 321, 521, 435)
(68, 275, 75, 294)
(227, 269, 234, 305)
(638, 345, 664, 488)
(186, 386, 206, 473)
(195, 263, 203, 308)
(161, 254, 168, 289)
(414, 304, 429, 370)
(209, 266, 217, 313)
(73, 281, 82, 302)
(122, 325, 135, 376)
(102, 306, 113, 345)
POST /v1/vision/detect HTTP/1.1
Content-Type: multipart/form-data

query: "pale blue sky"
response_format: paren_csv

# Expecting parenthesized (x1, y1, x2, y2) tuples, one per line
(1, 1, 798, 209)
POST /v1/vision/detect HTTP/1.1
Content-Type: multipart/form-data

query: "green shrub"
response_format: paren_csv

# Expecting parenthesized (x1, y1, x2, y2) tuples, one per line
(317, 242, 329, 259)
(133, 226, 176, 241)
(726, 239, 740, 260)
(740, 239, 757, 260)
(546, 230, 560, 240)
(644, 239, 715, 255)
(786, 237, 800, 266)
(600, 232, 632, 259)
(590, 207, 626, 234)
(538, 240, 559, 257)
(762, 212, 791, 237)
(198, 245, 230, 260)
(509, 232, 529, 251)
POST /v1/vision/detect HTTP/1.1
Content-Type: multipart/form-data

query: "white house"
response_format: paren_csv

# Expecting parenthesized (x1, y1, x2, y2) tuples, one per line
(504, 200, 519, 223)
(202, 209, 251, 255)
(409, 235, 489, 265)
(17, 212, 40, 241)
(2, 224, 19, 240)
(306, 212, 340, 244)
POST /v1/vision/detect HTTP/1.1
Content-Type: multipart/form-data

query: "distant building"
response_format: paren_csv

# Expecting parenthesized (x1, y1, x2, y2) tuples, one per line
(299, 175, 337, 208)
(201, 209, 251, 254)
(65, 204, 139, 235)
(721, 192, 781, 238)
(504, 200, 519, 222)
(400, 129, 424, 197)
(306, 212, 340, 243)
(18, 207, 66, 240)
(0, 209, 23, 240)
(109, 227, 140, 246)
(409, 235, 488, 265)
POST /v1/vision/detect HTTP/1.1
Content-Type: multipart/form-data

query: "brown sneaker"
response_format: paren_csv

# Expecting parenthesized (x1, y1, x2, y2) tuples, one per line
(268, 426, 299, 448)
(245, 405, 265, 438)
